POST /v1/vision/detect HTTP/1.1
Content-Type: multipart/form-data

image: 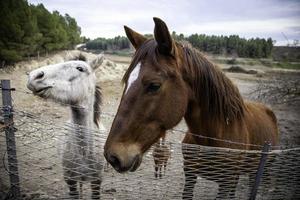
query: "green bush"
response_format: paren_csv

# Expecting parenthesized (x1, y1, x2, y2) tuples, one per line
(0, 49, 22, 64)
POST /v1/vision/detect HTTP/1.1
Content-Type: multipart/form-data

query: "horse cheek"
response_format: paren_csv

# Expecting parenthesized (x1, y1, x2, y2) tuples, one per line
(161, 88, 187, 129)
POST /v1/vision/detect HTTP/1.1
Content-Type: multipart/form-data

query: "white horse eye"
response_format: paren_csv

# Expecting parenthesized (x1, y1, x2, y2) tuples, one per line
(76, 66, 84, 72)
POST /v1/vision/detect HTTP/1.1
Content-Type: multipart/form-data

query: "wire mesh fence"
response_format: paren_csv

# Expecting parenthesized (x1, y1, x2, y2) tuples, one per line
(0, 80, 300, 199)
(1, 108, 300, 200)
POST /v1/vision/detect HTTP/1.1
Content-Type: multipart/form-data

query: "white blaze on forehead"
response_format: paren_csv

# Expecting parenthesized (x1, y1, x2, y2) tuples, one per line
(125, 62, 141, 94)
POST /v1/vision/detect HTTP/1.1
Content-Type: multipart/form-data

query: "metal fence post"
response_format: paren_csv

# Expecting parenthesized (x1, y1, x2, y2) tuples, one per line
(249, 142, 271, 200)
(1, 80, 21, 199)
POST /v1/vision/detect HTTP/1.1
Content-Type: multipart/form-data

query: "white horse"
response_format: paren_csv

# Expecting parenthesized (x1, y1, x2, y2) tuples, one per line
(27, 53, 104, 199)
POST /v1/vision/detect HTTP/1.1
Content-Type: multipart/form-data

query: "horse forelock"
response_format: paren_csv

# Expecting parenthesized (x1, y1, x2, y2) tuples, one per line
(67, 53, 87, 62)
(122, 39, 164, 84)
(181, 43, 246, 123)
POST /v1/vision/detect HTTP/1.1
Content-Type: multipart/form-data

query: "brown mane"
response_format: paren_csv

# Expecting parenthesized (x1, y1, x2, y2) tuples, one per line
(182, 43, 245, 123)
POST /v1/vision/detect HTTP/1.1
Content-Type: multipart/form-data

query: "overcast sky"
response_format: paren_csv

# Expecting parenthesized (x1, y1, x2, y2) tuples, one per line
(29, 0, 300, 45)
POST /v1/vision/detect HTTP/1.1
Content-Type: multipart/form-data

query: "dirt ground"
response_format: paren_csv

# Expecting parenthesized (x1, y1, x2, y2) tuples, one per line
(0, 51, 299, 199)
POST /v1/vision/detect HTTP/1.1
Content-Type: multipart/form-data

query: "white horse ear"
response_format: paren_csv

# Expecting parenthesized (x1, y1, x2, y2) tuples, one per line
(89, 53, 104, 71)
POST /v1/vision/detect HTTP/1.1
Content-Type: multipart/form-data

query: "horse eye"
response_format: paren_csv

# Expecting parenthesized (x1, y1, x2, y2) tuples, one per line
(147, 83, 161, 93)
(76, 66, 84, 72)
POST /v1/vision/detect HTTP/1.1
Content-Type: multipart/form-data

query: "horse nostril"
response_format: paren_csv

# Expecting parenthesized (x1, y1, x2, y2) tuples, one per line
(35, 71, 44, 80)
(107, 154, 121, 169)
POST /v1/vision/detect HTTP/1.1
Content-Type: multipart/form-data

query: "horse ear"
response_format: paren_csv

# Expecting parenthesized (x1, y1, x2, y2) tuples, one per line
(153, 17, 174, 56)
(124, 26, 147, 50)
(89, 53, 104, 70)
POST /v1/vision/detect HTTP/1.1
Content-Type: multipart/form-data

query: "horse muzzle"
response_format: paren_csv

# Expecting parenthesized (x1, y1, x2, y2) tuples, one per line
(104, 143, 142, 173)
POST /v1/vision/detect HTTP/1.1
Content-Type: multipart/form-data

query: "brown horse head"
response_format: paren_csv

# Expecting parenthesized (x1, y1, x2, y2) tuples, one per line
(104, 17, 248, 173)
(104, 18, 189, 172)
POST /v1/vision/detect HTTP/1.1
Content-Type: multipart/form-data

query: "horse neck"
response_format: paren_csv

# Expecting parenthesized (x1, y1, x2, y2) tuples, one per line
(184, 98, 223, 139)
(181, 47, 245, 141)
(69, 96, 95, 147)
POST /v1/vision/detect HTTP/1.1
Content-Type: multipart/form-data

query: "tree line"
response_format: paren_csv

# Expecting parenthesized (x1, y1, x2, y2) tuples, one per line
(178, 32, 273, 58)
(85, 36, 130, 51)
(0, 0, 82, 65)
(86, 32, 273, 58)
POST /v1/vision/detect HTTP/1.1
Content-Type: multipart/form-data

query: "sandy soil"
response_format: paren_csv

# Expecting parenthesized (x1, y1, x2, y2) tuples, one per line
(0, 51, 299, 199)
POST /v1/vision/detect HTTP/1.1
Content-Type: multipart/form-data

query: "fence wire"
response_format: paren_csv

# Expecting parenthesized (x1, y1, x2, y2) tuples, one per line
(0, 108, 300, 200)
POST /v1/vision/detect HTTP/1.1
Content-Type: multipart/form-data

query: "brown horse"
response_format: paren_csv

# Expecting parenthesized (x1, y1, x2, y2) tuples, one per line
(104, 17, 279, 199)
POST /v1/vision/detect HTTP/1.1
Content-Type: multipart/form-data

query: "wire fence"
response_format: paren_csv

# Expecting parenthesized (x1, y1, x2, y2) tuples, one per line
(1, 83, 300, 199)
(1, 108, 300, 200)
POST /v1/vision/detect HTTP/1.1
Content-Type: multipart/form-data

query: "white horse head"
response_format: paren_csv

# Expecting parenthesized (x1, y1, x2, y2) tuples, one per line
(27, 53, 104, 128)
(27, 53, 103, 105)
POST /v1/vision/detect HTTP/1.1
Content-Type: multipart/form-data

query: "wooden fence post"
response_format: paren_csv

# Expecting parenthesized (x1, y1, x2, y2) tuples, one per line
(1, 80, 21, 199)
